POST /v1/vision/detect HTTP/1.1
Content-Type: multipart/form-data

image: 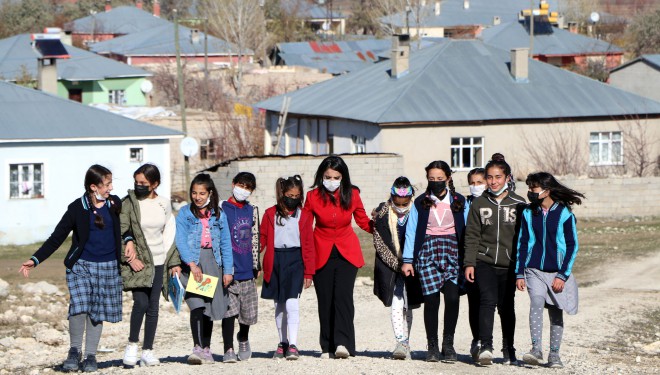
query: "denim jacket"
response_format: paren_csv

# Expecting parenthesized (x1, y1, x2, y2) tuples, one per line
(175, 205, 233, 275)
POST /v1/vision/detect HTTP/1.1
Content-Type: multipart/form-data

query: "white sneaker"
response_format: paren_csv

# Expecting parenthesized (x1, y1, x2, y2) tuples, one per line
(123, 343, 138, 366)
(140, 349, 160, 366)
(335, 345, 349, 359)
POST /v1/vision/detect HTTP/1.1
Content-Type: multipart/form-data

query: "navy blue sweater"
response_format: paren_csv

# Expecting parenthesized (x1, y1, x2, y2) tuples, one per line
(221, 200, 255, 281)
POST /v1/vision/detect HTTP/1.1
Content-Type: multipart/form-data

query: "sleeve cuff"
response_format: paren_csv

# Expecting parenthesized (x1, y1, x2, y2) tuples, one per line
(556, 273, 568, 281)
(516, 274, 525, 279)
(402, 258, 413, 264)
(30, 256, 40, 267)
(123, 236, 134, 244)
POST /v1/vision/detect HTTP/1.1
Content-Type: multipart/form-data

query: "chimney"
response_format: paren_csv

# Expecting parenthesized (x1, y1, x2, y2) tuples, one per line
(153, 0, 161, 17)
(510, 48, 529, 82)
(391, 34, 410, 79)
(136, 0, 143, 9)
(434, 1, 441, 16)
(190, 29, 200, 44)
(61, 31, 72, 45)
(37, 58, 58, 95)
(463, 0, 469, 9)
(568, 22, 578, 33)
(493, 16, 501, 25)
(556, 15, 565, 29)
(105, 0, 111, 12)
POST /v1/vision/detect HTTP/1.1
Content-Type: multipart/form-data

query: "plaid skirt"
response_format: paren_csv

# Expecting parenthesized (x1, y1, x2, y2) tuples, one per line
(66, 259, 122, 323)
(224, 279, 258, 325)
(415, 234, 459, 296)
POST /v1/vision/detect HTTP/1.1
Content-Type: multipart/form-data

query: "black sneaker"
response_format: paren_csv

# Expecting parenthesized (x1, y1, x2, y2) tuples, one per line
(478, 346, 494, 366)
(503, 346, 517, 365)
(441, 345, 457, 363)
(81, 354, 98, 372)
(62, 347, 81, 372)
(426, 339, 440, 362)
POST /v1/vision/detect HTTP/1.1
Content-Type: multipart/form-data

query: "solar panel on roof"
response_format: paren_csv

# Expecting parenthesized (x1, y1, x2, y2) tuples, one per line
(523, 16, 554, 35)
(34, 39, 70, 59)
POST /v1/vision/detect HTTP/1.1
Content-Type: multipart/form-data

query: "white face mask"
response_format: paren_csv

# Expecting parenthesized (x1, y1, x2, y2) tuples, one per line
(323, 179, 341, 192)
(393, 205, 410, 215)
(233, 186, 251, 202)
(93, 191, 106, 202)
(198, 196, 211, 208)
(489, 185, 508, 197)
(469, 184, 486, 198)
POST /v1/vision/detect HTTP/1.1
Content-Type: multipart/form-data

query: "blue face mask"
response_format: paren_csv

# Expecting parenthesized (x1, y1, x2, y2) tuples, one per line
(488, 185, 508, 197)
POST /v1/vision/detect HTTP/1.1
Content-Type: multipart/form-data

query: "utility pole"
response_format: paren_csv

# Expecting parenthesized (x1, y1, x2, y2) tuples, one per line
(529, 0, 534, 59)
(174, 9, 190, 190)
(203, 17, 209, 111)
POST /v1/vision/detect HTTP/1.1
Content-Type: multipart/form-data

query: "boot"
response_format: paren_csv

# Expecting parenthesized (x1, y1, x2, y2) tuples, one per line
(441, 334, 457, 363)
(425, 338, 440, 362)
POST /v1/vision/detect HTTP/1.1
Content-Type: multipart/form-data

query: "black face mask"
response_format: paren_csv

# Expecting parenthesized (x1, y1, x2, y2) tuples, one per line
(283, 196, 301, 210)
(134, 184, 151, 199)
(527, 191, 546, 205)
(427, 180, 446, 197)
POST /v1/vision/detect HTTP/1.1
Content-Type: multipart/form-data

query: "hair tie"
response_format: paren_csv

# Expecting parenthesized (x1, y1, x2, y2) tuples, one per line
(391, 186, 413, 197)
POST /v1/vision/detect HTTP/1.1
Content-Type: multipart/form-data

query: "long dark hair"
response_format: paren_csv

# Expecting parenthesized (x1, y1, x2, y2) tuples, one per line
(189, 173, 220, 219)
(134, 163, 161, 186)
(422, 160, 464, 213)
(526, 172, 585, 215)
(311, 155, 354, 210)
(275, 175, 304, 225)
(84, 164, 115, 229)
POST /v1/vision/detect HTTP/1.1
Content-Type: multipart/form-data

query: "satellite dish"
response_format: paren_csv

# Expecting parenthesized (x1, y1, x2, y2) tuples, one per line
(322, 22, 330, 31)
(590, 12, 600, 23)
(140, 80, 153, 94)
(180, 137, 199, 157)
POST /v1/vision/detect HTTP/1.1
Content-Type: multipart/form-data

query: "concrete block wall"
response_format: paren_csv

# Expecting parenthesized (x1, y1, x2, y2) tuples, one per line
(209, 154, 405, 216)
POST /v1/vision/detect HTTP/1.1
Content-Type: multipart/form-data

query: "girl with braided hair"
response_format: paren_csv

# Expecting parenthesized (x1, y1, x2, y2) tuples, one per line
(401, 161, 466, 363)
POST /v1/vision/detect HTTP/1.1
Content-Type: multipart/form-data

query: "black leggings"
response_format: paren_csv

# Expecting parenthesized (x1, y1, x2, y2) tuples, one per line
(222, 317, 250, 352)
(190, 308, 213, 348)
(129, 265, 164, 350)
(423, 282, 460, 341)
(475, 262, 516, 350)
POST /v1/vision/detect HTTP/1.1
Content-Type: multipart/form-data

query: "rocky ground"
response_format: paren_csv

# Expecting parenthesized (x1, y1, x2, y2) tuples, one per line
(1, 251, 659, 375)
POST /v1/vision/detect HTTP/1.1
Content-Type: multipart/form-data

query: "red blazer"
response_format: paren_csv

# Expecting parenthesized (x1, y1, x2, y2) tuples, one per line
(303, 187, 373, 270)
(259, 206, 316, 283)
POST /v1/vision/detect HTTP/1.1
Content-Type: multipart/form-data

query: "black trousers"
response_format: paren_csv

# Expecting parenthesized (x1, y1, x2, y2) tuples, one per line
(475, 262, 516, 350)
(422, 282, 460, 342)
(313, 246, 358, 355)
(129, 265, 164, 350)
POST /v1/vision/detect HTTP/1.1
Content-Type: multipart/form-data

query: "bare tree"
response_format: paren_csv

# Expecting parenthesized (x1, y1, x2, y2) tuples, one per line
(521, 124, 588, 176)
(372, 0, 407, 35)
(199, 0, 267, 97)
(618, 116, 659, 177)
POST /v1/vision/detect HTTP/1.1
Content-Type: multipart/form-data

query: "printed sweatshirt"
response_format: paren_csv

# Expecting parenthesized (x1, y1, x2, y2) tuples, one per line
(464, 191, 526, 269)
(515, 202, 579, 281)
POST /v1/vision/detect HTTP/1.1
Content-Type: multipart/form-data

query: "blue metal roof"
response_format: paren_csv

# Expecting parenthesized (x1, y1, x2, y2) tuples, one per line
(281, 0, 347, 19)
(257, 39, 660, 124)
(480, 22, 623, 56)
(610, 54, 660, 73)
(66, 6, 170, 35)
(0, 81, 182, 142)
(277, 40, 390, 74)
(90, 23, 248, 56)
(0, 34, 151, 82)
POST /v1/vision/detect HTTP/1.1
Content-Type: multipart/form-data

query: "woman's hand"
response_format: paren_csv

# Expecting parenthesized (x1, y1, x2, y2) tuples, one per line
(129, 259, 144, 272)
(124, 241, 137, 262)
(552, 278, 565, 293)
(222, 274, 233, 288)
(465, 266, 475, 283)
(170, 266, 182, 277)
(18, 259, 35, 278)
(401, 263, 414, 277)
(304, 278, 313, 289)
(189, 262, 203, 283)
(516, 279, 526, 291)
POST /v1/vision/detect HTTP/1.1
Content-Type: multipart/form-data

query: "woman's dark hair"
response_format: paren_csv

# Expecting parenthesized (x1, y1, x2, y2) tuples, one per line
(233, 172, 256, 190)
(84, 164, 116, 229)
(311, 155, 354, 210)
(134, 163, 161, 186)
(485, 153, 512, 177)
(275, 175, 304, 225)
(390, 176, 415, 198)
(526, 172, 585, 214)
(189, 173, 220, 219)
(467, 168, 485, 184)
(422, 160, 464, 213)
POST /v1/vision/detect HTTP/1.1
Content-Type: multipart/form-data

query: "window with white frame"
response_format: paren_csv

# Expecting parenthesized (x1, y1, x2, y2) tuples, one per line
(590, 131, 622, 165)
(108, 90, 125, 105)
(451, 137, 484, 169)
(129, 147, 143, 163)
(9, 163, 44, 199)
(200, 139, 216, 160)
(352, 135, 366, 153)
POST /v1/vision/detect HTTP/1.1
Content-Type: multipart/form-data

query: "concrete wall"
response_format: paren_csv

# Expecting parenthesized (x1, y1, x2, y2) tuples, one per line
(0, 139, 171, 245)
(610, 62, 660, 103)
(58, 77, 149, 106)
(207, 154, 404, 218)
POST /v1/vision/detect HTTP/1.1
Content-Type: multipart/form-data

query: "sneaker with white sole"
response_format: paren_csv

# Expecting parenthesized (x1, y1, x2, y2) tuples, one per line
(223, 348, 238, 363)
(140, 349, 160, 366)
(392, 342, 410, 360)
(470, 341, 480, 362)
(187, 346, 203, 365)
(238, 339, 252, 361)
(123, 342, 139, 366)
(334, 345, 349, 359)
(522, 348, 543, 366)
(503, 347, 517, 365)
(478, 347, 493, 366)
(320, 352, 335, 359)
(201, 347, 214, 364)
(286, 344, 300, 360)
(547, 352, 563, 368)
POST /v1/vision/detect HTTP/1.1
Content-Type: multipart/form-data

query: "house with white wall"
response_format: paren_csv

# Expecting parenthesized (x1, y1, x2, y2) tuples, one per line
(0, 81, 182, 245)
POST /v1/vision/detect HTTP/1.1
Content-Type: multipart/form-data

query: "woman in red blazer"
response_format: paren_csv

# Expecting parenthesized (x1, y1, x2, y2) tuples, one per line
(304, 156, 373, 358)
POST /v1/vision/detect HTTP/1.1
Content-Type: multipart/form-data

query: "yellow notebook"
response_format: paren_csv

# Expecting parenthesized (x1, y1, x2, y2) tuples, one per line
(185, 274, 219, 298)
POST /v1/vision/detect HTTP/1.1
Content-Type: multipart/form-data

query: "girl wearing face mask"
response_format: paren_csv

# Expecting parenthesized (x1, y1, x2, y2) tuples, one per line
(464, 153, 526, 366)
(19, 165, 123, 372)
(119, 164, 180, 367)
(516, 172, 584, 369)
(176, 173, 234, 365)
(372, 177, 423, 360)
(304, 155, 373, 359)
(401, 161, 466, 363)
(259, 175, 315, 360)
